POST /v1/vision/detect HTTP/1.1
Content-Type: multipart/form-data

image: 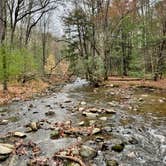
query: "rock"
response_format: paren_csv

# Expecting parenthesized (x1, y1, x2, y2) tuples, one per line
(89, 120, 96, 125)
(78, 121, 85, 126)
(25, 127, 33, 133)
(14, 132, 26, 138)
(108, 101, 118, 107)
(80, 101, 86, 105)
(83, 112, 99, 118)
(0, 154, 9, 161)
(28, 122, 38, 131)
(159, 99, 164, 103)
(127, 152, 136, 158)
(0, 143, 14, 155)
(111, 143, 125, 152)
(106, 160, 119, 166)
(80, 145, 97, 159)
(128, 137, 139, 145)
(103, 126, 112, 133)
(12, 97, 21, 102)
(99, 117, 107, 121)
(29, 104, 34, 108)
(106, 109, 116, 114)
(71, 148, 79, 155)
(95, 136, 104, 142)
(70, 162, 80, 166)
(78, 107, 85, 112)
(92, 128, 101, 135)
(45, 111, 55, 116)
(138, 98, 144, 102)
(50, 129, 60, 139)
(64, 100, 72, 103)
(0, 120, 9, 125)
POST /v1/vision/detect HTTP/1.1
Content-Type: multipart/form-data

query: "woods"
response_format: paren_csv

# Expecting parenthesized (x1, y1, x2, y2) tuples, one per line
(63, 0, 166, 83)
(0, 0, 62, 91)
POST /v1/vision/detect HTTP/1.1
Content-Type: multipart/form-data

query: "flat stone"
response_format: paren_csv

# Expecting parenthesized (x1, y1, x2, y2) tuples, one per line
(106, 159, 119, 166)
(83, 112, 99, 118)
(78, 107, 85, 112)
(0, 143, 14, 155)
(0, 120, 9, 125)
(89, 120, 96, 125)
(45, 111, 55, 116)
(14, 132, 26, 138)
(99, 117, 107, 121)
(80, 145, 97, 159)
(106, 109, 116, 114)
(92, 128, 101, 135)
(80, 101, 86, 105)
(78, 121, 85, 126)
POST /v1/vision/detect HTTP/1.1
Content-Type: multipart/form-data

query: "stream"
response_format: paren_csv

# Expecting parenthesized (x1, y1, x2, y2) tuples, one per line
(0, 78, 166, 166)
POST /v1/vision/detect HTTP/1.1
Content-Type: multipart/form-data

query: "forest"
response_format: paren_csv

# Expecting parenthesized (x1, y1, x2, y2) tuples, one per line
(0, 0, 166, 166)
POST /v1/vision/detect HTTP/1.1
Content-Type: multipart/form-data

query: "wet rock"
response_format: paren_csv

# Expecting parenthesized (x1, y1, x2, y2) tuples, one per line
(0, 143, 14, 155)
(83, 112, 99, 118)
(12, 97, 21, 102)
(0, 119, 9, 125)
(95, 136, 104, 142)
(99, 117, 107, 121)
(89, 120, 96, 125)
(70, 162, 80, 166)
(80, 101, 86, 105)
(45, 111, 55, 116)
(29, 104, 34, 108)
(80, 145, 97, 159)
(50, 129, 60, 139)
(78, 121, 85, 126)
(103, 126, 112, 134)
(159, 99, 164, 103)
(128, 137, 139, 145)
(92, 128, 101, 135)
(106, 109, 116, 114)
(138, 98, 144, 102)
(30, 122, 38, 131)
(0, 154, 9, 161)
(106, 160, 119, 166)
(33, 111, 39, 114)
(78, 107, 85, 112)
(25, 127, 33, 133)
(64, 100, 72, 103)
(127, 152, 136, 158)
(14, 132, 27, 138)
(26, 122, 39, 132)
(108, 101, 118, 107)
(111, 143, 125, 152)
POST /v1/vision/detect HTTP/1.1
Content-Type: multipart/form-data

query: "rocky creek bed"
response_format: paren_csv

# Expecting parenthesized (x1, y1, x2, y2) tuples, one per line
(0, 78, 166, 166)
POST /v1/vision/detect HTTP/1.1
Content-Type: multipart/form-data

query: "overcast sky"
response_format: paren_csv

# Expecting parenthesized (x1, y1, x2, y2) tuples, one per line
(50, 3, 71, 37)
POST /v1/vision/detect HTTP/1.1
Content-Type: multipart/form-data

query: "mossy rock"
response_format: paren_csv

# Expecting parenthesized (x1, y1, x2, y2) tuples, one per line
(111, 143, 124, 152)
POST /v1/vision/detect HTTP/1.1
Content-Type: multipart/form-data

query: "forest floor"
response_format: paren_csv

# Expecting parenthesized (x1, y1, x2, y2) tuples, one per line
(105, 76, 166, 90)
(0, 75, 68, 106)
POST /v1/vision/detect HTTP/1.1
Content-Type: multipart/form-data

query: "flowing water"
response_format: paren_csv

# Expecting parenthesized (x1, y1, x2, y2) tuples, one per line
(0, 78, 166, 166)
